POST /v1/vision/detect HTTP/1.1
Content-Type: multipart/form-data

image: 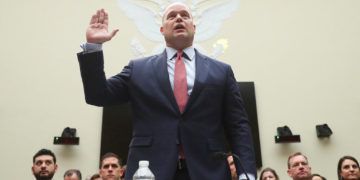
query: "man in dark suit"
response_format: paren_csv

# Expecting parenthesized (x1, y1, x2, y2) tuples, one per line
(77, 2, 256, 180)
(287, 152, 312, 180)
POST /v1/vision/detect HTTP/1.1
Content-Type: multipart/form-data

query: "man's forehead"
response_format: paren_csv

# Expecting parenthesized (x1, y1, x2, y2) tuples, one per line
(163, 3, 190, 15)
(35, 155, 54, 161)
(102, 157, 119, 164)
(290, 155, 307, 163)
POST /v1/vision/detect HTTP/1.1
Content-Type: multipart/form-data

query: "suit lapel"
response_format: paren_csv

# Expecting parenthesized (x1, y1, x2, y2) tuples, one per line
(152, 51, 179, 112)
(185, 50, 209, 112)
(152, 49, 210, 114)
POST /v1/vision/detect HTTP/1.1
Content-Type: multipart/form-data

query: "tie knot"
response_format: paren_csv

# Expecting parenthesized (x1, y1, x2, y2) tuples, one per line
(176, 50, 183, 60)
(174, 50, 190, 61)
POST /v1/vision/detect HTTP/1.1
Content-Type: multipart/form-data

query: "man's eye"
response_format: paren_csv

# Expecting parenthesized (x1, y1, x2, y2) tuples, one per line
(181, 13, 189, 18)
(111, 164, 119, 168)
(167, 14, 175, 19)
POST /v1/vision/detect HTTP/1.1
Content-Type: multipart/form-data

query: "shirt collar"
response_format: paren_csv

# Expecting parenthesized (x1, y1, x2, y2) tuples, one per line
(165, 46, 195, 61)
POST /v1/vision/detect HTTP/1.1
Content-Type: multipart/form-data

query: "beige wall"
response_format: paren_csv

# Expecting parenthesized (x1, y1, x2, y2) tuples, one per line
(0, 0, 359, 179)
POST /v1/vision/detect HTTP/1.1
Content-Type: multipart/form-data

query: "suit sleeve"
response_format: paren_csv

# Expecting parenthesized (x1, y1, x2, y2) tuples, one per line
(77, 51, 132, 106)
(223, 65, 257, 177)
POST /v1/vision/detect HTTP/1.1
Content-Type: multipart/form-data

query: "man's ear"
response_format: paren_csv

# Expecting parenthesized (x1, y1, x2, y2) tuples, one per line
(54, 164, 58, 172)
(120, 168, 124, 176)
(160, 27, 164, 34)
(287, 169, 292, 177)
(31, 166, 35, 174)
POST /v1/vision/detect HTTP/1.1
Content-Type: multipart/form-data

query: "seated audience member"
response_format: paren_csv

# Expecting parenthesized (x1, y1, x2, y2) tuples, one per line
(311, 173, 326, 180)
(120, 165, 126, 180)
(32, 148, 58, 180)
(337, 155, 360, 180)
(227, 154, 238, 180)
(64, 169, 82, 180)
(99, 152, 123, 180)
(287, 152, 312, 180)
(259, 167, 279, 180)
(90, 173, 101, 180)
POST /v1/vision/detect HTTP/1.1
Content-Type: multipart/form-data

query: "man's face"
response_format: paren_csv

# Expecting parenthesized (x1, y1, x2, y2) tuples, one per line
(64, 173, 80, 180)
(32, 155, 58, 180)
(160, 3, 196, 49)
(287, 155, 312, 180)
(100, 157, 123, 180)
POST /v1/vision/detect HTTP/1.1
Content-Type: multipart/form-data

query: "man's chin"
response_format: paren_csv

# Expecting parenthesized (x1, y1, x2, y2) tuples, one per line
(296, 173, 311, 179)
(173, 31, 189, 37)
(34, 173, 54, 180)
(103, 177, 117, 180)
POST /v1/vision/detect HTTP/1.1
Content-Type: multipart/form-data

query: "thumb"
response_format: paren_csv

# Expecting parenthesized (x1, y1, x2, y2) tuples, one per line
(109, 29, 119, 39)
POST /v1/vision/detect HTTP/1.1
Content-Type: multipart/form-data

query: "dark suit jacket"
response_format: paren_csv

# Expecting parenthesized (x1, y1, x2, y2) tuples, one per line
(77, 49, 256, 180)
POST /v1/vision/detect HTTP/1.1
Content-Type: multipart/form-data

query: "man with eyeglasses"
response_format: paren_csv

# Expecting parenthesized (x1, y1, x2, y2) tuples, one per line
(287, 152, 312, 180)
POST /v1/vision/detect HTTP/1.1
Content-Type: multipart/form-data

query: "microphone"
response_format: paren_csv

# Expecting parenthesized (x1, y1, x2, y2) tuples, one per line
(212, 152, 250, 180)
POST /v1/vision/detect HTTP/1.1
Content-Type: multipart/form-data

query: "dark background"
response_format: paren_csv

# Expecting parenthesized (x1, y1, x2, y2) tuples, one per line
(100, 82, 262, 168)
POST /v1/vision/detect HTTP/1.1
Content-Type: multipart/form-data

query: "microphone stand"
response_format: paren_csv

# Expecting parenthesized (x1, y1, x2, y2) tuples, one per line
(213, 152, 250, 180)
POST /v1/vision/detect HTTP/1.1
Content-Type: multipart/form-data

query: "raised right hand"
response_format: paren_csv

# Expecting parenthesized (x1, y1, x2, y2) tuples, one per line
(86, 9, 119, 44)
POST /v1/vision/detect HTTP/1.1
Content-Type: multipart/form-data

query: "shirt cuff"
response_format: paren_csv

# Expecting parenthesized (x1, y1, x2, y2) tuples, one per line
(239, 173, 255, 180)
(80, 42, 102, 53)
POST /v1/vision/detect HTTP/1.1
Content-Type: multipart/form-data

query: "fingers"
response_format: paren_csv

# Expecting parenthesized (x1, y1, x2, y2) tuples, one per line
(89, 9, 106, 25)
(98, 9, 106, 24)
(103, 11, 109, 26)
(89, 13, 98, 25)
(86, 9, 117, 43)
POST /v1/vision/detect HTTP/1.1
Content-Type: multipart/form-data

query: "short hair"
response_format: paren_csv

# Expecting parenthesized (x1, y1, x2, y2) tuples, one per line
(100, 152, 122, 168)
(337, 155, 359, 180)
(64, 169, 82, 180)
(312, 173, 326, 180)
(161, 2, 193, 22)
(260, 167, 279, 180)
(33, 148, 56, 164)
(287, 152, 308, 169)
(90, 173, 100, 180)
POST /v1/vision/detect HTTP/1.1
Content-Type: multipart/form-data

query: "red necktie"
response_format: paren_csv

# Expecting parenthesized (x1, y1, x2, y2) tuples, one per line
(174, 50, 188, 113)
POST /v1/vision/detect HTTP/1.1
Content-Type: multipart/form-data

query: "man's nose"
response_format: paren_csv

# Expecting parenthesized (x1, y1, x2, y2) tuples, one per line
(40, 163, 47, 168)
(175, 14, 183, 21)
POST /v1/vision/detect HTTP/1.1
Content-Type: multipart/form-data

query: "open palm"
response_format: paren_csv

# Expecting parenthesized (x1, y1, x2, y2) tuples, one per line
(86, 9, 118, 44)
